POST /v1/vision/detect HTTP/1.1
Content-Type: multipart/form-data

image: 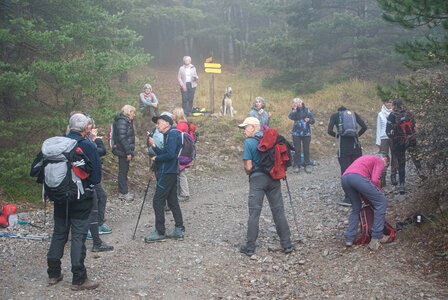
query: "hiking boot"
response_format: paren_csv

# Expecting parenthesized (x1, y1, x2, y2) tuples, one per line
(391, 174, 398, 186)
(71, 278, 99, 291)
(166, 227, 184, 241)
(293, 166, 300, 173)
(144, 231, 166, 243)
(48, 274, 63, 286)
(178, 195, 190, 202)
(118, 193, 134, 201)
(240, 245, 255, 257)
(92, 242, 114, 252)
(99, 224, 112, 234)
(399, 183, 405, 194)
(336, 197, 352, 207)
(304, 165, 312, 174)
(86, 230, 92, 240)
(284, 244, 296, 254)
(368, 235, 389, 251)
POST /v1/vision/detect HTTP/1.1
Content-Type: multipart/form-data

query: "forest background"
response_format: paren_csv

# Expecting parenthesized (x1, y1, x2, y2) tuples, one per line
(0, 0, 447, 254)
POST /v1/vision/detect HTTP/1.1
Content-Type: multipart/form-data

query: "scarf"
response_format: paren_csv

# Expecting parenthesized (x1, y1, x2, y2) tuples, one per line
(381, 104, 392, 117)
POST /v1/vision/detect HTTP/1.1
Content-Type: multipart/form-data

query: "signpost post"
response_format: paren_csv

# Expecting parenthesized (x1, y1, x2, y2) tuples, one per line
(204, 58, 221, 114)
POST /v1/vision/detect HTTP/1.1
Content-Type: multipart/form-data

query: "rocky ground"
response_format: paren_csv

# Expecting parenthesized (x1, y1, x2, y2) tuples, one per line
(1, 153, 448, 299)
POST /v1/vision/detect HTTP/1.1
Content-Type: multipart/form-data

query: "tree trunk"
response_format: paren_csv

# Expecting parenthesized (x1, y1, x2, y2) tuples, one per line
(227, 7, 235, 66)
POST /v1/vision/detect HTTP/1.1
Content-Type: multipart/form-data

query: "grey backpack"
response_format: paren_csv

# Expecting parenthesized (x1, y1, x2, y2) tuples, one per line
(337, 110, 358, 137)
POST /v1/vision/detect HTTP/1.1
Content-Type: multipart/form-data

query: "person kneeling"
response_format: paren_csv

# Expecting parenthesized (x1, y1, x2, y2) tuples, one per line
(341, 153, 390, 250)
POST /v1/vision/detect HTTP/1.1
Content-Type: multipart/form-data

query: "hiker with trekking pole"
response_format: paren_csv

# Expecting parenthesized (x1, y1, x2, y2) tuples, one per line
(144, 113, 185, 243)
(237, 117, 295, 257)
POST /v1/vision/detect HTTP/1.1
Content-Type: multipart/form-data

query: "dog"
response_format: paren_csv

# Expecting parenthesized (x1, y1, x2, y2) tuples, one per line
(221, 87, 235, 117)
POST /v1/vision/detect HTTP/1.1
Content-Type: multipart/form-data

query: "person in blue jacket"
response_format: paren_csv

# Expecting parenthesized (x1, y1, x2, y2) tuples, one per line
(145, 113, 185, 243)
(288, 98, 315, 173)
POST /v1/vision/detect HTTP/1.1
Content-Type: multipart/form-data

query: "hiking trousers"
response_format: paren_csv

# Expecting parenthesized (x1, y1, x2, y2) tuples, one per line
(153, 173, 184, 235)
(391, 139, 423, 184)
(178, 168, 189, 197)
(181, 82, 195, 116)
(246, 173, 292, 251)
(342, 173, 387, 242)
(94, 183, 107, 226)
(293, 135, 311, 167)
(88, 189, 102, 246)
(47, 215, 90, 285)
(118, 156, 130, 194)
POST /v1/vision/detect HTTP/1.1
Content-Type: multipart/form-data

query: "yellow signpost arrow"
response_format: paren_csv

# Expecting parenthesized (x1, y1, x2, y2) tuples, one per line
(204, 58, 222, 114)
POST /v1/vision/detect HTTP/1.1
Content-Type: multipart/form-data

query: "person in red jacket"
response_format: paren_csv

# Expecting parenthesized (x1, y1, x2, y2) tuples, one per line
(172, 107, 196, 201)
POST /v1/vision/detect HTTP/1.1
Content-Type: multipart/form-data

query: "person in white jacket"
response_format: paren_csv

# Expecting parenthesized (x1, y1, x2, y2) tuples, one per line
(376, 99, 394, 186)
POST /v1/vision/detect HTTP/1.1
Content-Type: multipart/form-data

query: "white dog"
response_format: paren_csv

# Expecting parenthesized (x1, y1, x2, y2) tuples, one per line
(221, 87, 234, 117)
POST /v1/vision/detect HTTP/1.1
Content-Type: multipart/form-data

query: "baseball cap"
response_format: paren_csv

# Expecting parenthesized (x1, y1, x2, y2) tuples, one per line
(238, 117, 260, 128)
(152, 112, 173, 125)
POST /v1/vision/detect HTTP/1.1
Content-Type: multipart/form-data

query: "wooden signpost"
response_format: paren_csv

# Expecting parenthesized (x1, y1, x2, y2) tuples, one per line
(204, 57, 221, 114)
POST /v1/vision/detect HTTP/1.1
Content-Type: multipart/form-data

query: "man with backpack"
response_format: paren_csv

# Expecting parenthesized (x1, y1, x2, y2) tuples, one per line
(386, 100, 425, 194)
(328, 106, 368, 206)
(46, 113, 101, 290)
(144, 113, 185, 243)
(238, 117, 295, 257)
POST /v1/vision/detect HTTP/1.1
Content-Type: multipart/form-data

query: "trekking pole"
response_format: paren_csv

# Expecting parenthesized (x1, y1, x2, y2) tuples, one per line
(0, 233, 47, 241)
(284, 175, 304, 242)
(132, 169, 153, 240)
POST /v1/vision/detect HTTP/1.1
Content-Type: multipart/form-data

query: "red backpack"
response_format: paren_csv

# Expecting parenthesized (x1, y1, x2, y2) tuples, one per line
(0, 204, 18, 228)
(355, 195, 396, 245)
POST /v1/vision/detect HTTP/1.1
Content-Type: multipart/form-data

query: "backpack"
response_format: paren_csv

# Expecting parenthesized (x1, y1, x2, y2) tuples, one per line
(108, 123, 116, 149)
(337, 110, 358, 137)
(252, 128, 294, 180)
(187, 122, 199, 143)
(30, 136, 92, 205)
(0, 204, 18, 228)
(394, 111, 414, 142)
(177, 131, 196, 166)
(355, 196, 396, 245)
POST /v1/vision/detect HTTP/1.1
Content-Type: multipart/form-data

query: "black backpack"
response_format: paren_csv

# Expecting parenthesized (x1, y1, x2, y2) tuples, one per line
(251, 129, 294, 179)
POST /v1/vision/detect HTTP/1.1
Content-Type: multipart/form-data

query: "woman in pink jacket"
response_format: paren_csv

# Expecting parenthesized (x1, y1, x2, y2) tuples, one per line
(178, 56, 198, 116)
(341, 153, 390, 250)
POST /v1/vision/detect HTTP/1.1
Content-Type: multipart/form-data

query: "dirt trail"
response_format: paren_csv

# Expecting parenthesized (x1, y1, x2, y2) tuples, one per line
(1, 68, 448, 299)
(2, 153, 448, 299)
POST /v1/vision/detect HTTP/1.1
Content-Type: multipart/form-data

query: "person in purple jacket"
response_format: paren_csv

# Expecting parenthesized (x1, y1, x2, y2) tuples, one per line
(341, 153, 390, 250)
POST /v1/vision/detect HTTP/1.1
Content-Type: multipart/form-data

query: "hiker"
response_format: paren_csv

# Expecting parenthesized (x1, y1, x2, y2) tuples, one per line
(288, 97, 315, 174)
(47, 113, 101, 290)
(138, 83, 159, 133)
(238, 117, 295, 257)
(85, 115, 113, 252)
(249, 96, 271, 130)
(145, 113, 185, 242)
(376, 99, 394, 187)
(328, 106, 368, 206)
(112, 105, 136, 201)
(386, 100, 425, 194)
(341, 153, 390, 250)
(178, 56, 198, 116)
(172, 107, 196, 202)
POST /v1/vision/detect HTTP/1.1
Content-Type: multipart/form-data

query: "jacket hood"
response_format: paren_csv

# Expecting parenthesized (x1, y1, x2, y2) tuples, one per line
(115, 113, 129, 122)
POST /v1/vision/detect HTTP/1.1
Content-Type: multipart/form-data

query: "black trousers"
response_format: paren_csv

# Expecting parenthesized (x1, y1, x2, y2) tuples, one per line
(47, 214, 90, 284)
(153, 173, 184, 235)
(338, 148, 363, 175)
(118, 156, 130, 194)
(181, 82, 196, 115)
(391, 139, 422, 184)
(292, 135, 311, 167)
